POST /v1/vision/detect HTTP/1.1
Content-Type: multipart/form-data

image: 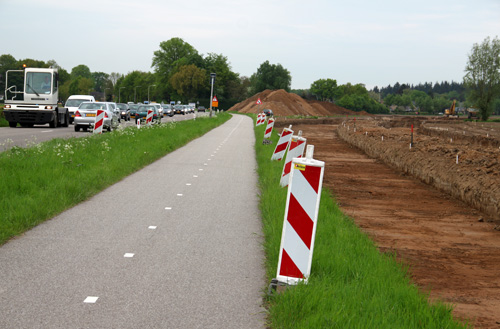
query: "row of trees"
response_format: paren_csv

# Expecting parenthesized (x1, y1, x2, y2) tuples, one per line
(2, 36, 498, 119)
(1, 37, 293, 109)
(297, 79, 389, 114)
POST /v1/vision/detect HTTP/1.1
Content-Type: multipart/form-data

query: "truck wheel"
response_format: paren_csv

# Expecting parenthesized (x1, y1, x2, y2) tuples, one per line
(49, 112, 57, 128)
(9, 122, 17, 128)
(62, 112, 69, 127)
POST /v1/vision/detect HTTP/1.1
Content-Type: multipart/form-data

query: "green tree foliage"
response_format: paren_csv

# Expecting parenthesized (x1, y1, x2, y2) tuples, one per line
(91, 72, 110, 93)
(310, 78, 340, 101)
(336, 83, 388, 114)
(69, 77, 94, 96)
(0, 54, 17, 93)
(71, 64, 92, 80)
(464, 36, 500, 120)
(169, 64, 207, 102)
(250, 60, 291, 94)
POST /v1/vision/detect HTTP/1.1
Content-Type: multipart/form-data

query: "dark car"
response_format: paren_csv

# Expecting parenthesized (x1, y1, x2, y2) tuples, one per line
(197, 106, 206, 112)
(135, 105, 161, 124)
(173, 105, 184, 115)
(263, 109, 273, 116)
(117, 103, 131, 121)
(129, 104, 140, 119)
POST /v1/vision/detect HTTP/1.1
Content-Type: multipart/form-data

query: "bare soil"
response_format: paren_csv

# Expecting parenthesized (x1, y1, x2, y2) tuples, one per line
(276, 117, 500, 328)
(229, 89, 371, 116)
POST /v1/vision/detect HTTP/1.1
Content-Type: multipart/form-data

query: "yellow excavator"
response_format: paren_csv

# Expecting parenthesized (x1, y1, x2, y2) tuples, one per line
(444, 100, 457, 117)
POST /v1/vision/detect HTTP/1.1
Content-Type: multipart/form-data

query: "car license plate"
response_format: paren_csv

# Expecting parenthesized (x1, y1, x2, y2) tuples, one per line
(86, 113, 96, 117)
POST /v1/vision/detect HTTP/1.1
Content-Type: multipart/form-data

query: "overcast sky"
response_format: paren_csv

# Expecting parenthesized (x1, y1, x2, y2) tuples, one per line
(1, 0, 499, 90)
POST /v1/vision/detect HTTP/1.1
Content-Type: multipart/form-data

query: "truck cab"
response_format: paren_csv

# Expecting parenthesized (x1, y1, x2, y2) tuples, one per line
(3, 67, 69, 128)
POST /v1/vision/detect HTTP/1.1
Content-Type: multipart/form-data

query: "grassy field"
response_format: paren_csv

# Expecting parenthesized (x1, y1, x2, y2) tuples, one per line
(0, 113, 230, 245)
(252, 117, 469, 328)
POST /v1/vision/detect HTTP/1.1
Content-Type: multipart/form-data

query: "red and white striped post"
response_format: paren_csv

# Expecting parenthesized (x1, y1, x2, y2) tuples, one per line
(146, 109, 153, 125)
(271, 125, 293, 161)
(264, 117, 275, 139)
(256, 113, 264, 126)
(280, 131, 306, 187)
(273, 145, 324, 287)
(93, 109, 104, 134)
(259, 113, 266, 126)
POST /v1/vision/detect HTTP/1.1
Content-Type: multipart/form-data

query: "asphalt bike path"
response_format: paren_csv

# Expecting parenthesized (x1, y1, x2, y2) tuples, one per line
(0, 114, 266, 328)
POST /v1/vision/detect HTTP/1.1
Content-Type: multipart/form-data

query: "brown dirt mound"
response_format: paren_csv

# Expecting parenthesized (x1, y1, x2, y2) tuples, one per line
(229, 89, 369, 117)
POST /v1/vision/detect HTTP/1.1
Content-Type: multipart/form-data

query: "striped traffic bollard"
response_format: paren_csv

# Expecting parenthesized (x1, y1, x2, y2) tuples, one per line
(264, 117, 275, 139)
(256, 113, 261, 126)
(146, 109, 153, 125)
(274, 145, 324, 287)
(271, 125, 293, 161)
(280, 131, 306, 187)
(93, 109, 105, 134)
(260, 113, 265, 126)
(137, 117, 141, 129)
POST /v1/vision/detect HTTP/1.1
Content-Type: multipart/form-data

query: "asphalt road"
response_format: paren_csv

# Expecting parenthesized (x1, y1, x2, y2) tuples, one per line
(0, 114, 266, 328)
(0, 113, 201, 152)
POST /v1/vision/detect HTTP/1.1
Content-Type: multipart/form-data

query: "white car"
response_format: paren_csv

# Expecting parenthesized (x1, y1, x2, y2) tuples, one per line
(151, 103, 163, 117)
(65, 95, 95, 124)
(74, 102, 119, 132)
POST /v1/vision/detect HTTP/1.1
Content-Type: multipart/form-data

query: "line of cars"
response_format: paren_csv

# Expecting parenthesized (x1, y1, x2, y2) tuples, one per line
(64, 95, 203, 133)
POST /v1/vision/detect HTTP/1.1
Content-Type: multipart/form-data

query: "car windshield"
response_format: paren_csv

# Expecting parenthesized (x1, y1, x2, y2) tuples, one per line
(79, 103, 106, 110)
(174, 105, 183, 110)
(129, 104, 139, 110)
(65, 99, 88, 107)
(138, 106, 155, 111)
(117, 104, 127, 110)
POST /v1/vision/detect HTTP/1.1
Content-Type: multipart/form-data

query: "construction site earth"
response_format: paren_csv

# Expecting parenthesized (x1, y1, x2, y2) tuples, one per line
(231, 90, 500, 329)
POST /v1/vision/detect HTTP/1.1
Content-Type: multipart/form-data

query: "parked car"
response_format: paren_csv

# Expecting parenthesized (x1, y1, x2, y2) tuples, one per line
(74, 102, 118, 132)
(117, 103, 131, 121)
(263, 109, 274, 116)
(135, 105, 162, 124)
(173, 104, 184, 115)
(65, 95, 95, 124)
(197, 106, 206, 112)
(129, 104, 139, 119)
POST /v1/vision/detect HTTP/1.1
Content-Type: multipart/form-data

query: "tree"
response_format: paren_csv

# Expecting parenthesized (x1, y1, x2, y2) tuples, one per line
(71, 64, 92, 80)
(152, 38, 200, 79)
(0, 54, 17, 92)
(169, 64, 207, 102)
(310, 78, 340, 101)
(151, 38, 202, 101)
(464, 36, 500, 120)
(250, 60, 291, 94)
(91, 72, 110, 92)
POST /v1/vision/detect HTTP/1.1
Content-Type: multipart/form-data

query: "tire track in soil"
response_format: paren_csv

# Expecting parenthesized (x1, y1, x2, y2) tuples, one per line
(294, 123, 500, 329)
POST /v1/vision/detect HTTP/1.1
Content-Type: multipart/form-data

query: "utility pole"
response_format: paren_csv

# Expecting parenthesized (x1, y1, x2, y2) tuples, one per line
(209, 73, 216, 118)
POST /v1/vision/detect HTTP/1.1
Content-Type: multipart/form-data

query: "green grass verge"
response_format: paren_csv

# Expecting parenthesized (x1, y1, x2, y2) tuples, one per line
(252, 115, 469, 328)
(0, 113, 230, 245)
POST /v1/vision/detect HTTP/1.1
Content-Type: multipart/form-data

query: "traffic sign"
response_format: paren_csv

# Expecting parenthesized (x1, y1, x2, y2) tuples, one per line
(256, 98, 262, 105)
(212, 95, 219, 108)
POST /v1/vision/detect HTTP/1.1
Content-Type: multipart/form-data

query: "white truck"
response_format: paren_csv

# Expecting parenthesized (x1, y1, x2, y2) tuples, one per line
(3, 67, 69, 128)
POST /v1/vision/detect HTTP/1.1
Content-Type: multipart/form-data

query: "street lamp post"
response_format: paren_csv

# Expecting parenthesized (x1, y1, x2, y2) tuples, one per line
(148, 84, 157, 103)
(119, 87, 125, 103)
(209, 73, 216, 118)
(104, 88, 110, 102)
(134, 86, 142, 104)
